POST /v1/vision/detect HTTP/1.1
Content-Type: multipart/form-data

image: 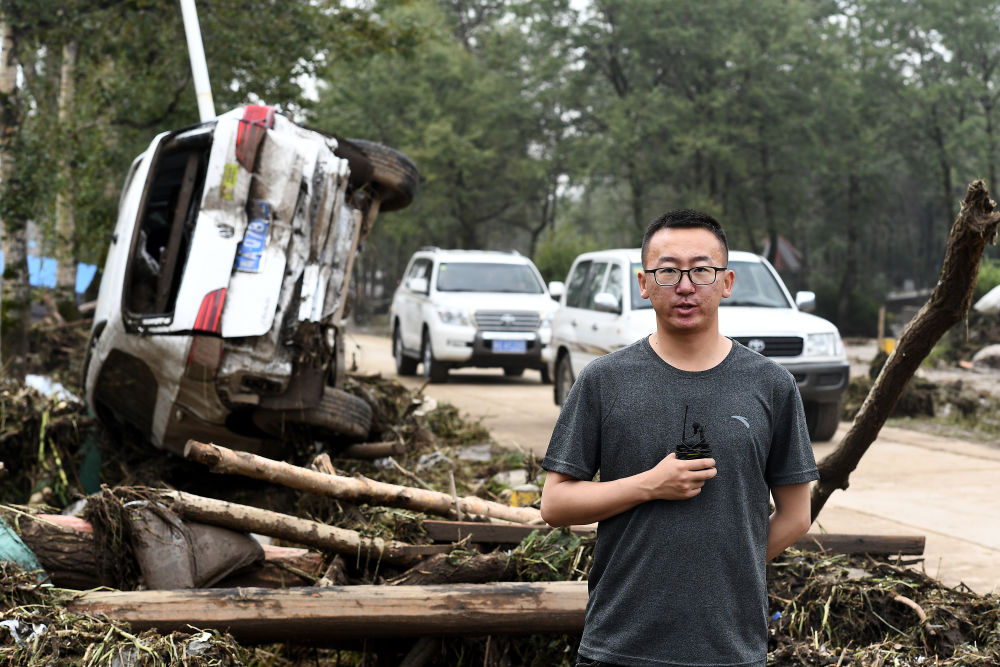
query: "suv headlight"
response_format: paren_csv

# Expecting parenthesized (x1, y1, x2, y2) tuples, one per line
(539, 311, 554, 330)
(805, 332, 843, 357)
(437, 307, 473, 327)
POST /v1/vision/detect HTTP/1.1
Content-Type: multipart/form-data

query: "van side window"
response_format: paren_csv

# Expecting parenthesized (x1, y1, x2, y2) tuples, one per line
(124, 135, 211, 317)
(565, 260, 592, 308)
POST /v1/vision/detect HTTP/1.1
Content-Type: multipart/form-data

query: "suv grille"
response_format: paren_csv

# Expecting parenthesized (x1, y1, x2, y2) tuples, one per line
(734, 336, 804, 357)
(475, 311, 540, 331)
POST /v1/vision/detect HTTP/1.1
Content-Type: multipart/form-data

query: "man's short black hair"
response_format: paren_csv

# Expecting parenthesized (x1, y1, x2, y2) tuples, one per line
(641, 209, 729, 265)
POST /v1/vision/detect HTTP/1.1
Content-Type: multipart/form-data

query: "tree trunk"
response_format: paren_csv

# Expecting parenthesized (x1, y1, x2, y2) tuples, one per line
(159, 489, 449, 567)
(67, 581, 589, 643)
(53, 39, 80, 321)
(0, 20, 30, 379)
(184, 439, 544, 525)
(836, 172, 861, 327)
(811, 180, 1000, 520)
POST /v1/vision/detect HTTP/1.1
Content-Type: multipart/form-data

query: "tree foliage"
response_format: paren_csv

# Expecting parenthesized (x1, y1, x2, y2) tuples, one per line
(3, 0, 1000, 337)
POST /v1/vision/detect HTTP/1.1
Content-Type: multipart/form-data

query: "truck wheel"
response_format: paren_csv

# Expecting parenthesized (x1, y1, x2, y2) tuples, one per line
(394, 327, 418, 376)
(807, 400, 841, 442)
(348, 138, 419, 212)
(554, 354, 574, 406)
(422, 332, 448, 383)
(253, 387, 372, 441)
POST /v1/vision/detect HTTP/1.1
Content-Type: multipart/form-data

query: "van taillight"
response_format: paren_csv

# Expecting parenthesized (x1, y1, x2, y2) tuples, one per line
(236, 105, 275, 171)
(194, 288, 226, 334)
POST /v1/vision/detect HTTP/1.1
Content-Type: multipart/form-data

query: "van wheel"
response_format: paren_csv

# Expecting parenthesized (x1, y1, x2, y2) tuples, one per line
(394, 327, 418, 376)
(807, 400, 841, 442)
(554, 354, 574, 406)
(253, 387, 372, 441)
(422, 332, 448, 383)
(348, 138, 419, 212)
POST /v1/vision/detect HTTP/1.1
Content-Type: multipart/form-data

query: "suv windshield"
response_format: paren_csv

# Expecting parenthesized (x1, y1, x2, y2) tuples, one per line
(722, 259, 790, 308)
(436, 262, 544, 294)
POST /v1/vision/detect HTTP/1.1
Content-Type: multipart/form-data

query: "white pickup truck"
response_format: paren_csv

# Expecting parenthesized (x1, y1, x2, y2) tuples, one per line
(545, 248, 849, 441)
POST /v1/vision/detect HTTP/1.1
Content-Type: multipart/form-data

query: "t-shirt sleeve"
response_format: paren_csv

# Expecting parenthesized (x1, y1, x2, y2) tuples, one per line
(765, 371, 820, 487)
(541, 363, 603, 481)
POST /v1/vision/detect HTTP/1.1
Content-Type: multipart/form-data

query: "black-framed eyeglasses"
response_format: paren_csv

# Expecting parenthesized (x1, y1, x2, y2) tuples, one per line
(643, 266, 728, 287)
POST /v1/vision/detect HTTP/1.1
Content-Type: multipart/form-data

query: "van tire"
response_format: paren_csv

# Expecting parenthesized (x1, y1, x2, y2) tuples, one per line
(253, 387, 372, 441)
(348, 139, 419, 212)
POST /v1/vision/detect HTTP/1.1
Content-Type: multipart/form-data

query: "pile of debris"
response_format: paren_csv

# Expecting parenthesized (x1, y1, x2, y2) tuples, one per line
(2, 323, 999, 665)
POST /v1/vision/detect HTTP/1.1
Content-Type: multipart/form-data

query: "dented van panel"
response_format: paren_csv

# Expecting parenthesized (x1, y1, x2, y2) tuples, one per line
(83, 105, 419, 455)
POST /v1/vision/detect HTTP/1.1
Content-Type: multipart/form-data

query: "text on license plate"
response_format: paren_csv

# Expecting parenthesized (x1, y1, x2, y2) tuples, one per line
(493, 339, 527, 354)
(236, 200, 271, 272)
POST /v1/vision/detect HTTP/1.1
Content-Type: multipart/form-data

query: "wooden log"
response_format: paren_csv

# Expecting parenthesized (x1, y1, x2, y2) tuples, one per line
(67, 582, 588, 643)
(160, 490, 449, 567)
(14, 514, 100, 589)
(422, 520, 594, 545)
(184, 439, 543, 525)
(792, 533, 925, 556)
(812, 180, 1000, 520)
(217, 545, 325, 589)
(422, 520, 925, 556)
(387, 552, 514, 586)
(338, 441, 407, 459)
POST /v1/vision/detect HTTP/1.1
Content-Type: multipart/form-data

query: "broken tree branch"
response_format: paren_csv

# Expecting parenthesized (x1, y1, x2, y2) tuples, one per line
(812, 180, 1000, 520)
(159, 490, 448, 567)
(184, 439, 543, 525)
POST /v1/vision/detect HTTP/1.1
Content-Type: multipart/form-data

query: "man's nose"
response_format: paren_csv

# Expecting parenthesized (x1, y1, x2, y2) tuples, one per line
(675, 273, 696, 291)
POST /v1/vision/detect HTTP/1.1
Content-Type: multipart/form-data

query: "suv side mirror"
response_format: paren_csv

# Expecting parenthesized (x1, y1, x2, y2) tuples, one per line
(408, 277, 429, 294)
(548, 280, 565, 300)
(795, 290, 816, 312)
(593, 292, 621, 314)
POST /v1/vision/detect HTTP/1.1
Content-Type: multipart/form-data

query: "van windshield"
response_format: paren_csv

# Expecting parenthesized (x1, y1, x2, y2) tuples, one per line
(437, 262, 544, 294)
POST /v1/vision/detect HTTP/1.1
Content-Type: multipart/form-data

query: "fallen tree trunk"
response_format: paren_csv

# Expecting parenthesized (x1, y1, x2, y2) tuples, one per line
(67, 582, 588, 643)
(160, 490, 449, 567)
(184, 439, 543, 525)
(12, 513, 326, 589)
(812, 180, 1000, 521)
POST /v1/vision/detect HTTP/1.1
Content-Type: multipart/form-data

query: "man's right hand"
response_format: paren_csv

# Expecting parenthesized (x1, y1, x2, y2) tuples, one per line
(540, 455, 718, 527)
(639, 452, 717, 501)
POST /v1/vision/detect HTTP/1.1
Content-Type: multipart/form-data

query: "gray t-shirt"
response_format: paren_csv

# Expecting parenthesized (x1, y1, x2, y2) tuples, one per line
(542, 338, 819, 667)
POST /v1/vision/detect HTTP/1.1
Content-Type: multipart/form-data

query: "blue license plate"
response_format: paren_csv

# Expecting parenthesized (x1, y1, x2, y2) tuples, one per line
(236, 201, 271, 272)
(493, 339, 527, 354)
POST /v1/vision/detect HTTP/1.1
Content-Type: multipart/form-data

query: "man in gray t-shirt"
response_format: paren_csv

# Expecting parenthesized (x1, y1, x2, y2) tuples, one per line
(541, 210, 818, 667)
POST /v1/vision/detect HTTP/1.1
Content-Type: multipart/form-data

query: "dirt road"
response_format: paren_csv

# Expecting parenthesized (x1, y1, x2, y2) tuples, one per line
(344, 330, 1000, 595)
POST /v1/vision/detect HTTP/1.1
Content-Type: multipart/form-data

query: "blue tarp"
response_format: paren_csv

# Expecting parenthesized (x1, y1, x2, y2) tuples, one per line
(0, 250, 97, 294)
(0, 517, 43, 573)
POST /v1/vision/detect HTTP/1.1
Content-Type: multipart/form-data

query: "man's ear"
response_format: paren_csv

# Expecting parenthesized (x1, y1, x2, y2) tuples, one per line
(720, 269, 735, 299)
(637, 269, 650, 299)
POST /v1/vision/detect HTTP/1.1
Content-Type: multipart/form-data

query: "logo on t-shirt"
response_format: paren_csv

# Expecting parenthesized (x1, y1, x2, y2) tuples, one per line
(731, 415, 750, 429)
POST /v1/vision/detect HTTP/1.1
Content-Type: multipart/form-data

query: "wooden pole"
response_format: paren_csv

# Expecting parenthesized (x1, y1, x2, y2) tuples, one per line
(160, 490, 448, 567)
(812, 180, 1000, 520)
(67, 582, 588, 643)
(183, 439, 543, 525)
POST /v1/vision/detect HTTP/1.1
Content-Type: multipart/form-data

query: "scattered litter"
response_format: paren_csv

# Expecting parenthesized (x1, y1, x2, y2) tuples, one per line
(24, 374, 79, 403)
(457, 443, 493, 462)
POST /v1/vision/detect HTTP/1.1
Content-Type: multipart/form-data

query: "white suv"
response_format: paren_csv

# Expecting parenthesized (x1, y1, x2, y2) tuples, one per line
(545, 248, 849, 441)
(390, 248, 558, 383)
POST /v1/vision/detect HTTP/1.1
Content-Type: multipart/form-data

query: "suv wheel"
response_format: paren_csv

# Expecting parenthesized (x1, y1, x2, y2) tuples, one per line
(540, 365, 552, 385)
(422, 332, 448, 383)
(393, 327, 418, 376)
(806, 400, 841, 442)
(554, 354, 574, 406)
